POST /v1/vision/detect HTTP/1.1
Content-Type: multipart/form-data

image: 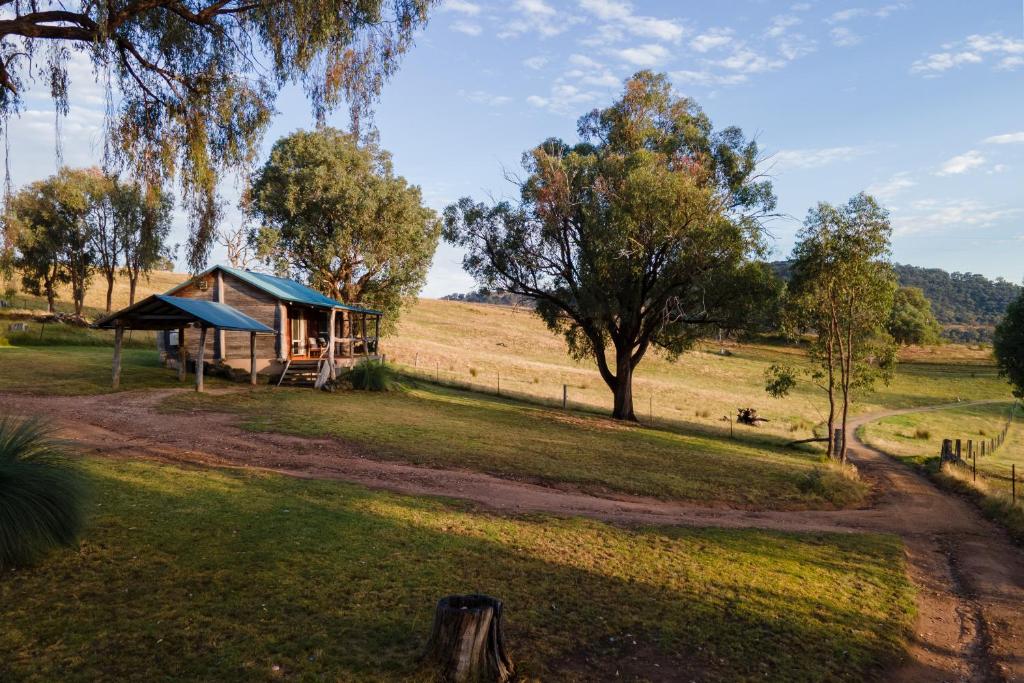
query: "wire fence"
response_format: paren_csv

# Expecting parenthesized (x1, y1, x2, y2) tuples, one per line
(940, 401, 1020, 506)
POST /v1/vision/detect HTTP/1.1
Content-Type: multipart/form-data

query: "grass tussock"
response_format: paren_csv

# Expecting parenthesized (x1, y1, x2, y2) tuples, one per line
(0, 416, 86, 568)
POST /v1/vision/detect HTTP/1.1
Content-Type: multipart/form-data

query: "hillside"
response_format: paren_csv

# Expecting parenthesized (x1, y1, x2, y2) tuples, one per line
(772, 261, 1020, 341)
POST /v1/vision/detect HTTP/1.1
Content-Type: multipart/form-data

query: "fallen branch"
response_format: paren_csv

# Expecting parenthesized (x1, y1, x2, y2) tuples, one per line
(785, 437, 830, 447)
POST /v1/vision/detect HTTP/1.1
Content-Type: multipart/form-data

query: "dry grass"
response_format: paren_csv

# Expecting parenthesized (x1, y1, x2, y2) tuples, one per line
(386, 300, 1012, 446)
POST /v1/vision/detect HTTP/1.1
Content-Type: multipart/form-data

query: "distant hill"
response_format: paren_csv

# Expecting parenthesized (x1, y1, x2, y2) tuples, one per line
(772, 261, 1021, 342)
(441, 290, 534, 308)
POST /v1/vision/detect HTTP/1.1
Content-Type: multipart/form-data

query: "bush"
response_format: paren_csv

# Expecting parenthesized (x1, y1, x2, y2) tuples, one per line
(914, 427, 930, 440)
(0, 416, 86, 568)
(346, 361, 400, 392)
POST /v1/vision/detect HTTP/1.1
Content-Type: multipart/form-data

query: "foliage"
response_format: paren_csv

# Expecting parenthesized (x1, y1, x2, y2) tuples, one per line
(0, 0, 435, 271)
(3, 169, 174, 314)
(765, 363, 798, 399)
(888, 286, 942, 346)
(444, 71, 777, 420)
(773, 261, 1021, 340)
(772, 194, 897, 460)
(0, 416, 85, 568)
(345, 360, 400, 391)
(249, 128, 440, 331)
(994, 291, 1024, 398)
(112, 182, 175, 306)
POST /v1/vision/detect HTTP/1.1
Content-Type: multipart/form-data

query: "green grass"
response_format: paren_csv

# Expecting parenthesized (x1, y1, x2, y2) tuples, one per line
(0, 346, 217, 395)
(0, 319, 157, 349)
(166, 380, 867, 510)
(0, 457, 914, 682)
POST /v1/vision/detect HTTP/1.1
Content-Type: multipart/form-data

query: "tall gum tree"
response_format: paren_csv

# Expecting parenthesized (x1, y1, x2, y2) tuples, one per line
(0, 0, 436, 270)
(444, 71, 778, 421)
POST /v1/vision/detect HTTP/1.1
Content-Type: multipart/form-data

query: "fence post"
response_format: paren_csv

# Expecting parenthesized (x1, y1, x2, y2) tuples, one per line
(968, 439, 973, 458)
(1013, 463, 1017, 505)
(955, 439, 962, 460)
(562, 384, 567, 410)
(981, 441, 986, 457)
(941, 439, 953, 462)
(973, 450, 976, 482)
(834, 429, 843, 456)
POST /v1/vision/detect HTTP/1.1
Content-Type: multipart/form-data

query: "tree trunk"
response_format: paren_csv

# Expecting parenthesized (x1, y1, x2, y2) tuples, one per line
(611, 352, 636, 421)
(44, 279, 55, 313)
(128, 275, 138, 306)
(422, 595, 514, 683)
(105, 272, 115, 312)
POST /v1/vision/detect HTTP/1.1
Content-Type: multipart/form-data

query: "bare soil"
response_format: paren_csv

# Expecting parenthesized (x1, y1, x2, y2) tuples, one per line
(1, 389, 1022, 682)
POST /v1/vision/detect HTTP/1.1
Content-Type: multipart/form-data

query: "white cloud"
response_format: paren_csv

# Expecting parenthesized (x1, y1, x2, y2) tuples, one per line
(912, 33, 1024, 75)
(615, 43, 670, 66)
(770, 146, 870, 170)
(441, 0, 481, 15)
(525, 83, 601, 114)
(893, 199, 1021, 236)
(831, 27, 862, 47)
(578, 0, 685, 42)
(451, 21, 482, 36)
(936, 150, 985, 175)
(984, 132, 1024, 144)
(569, 53, 603, 68)
(766, 16, 800, 39)
(523, 55, 549, 70)
(716, 48, 785, 74)
(690, 28, 733, 52)
(778, 35, 817, 60)
(828, 8, 866, 23)
(790, 2, 812, 10)
(866, 172, 916, 200)
(459, 90, 512, 106)
(671, 69, 748, 87)
(516, 0, 555, 16)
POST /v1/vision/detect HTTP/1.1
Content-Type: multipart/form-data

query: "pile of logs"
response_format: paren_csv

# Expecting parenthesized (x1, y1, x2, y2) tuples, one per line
(737, 408, 769, 426)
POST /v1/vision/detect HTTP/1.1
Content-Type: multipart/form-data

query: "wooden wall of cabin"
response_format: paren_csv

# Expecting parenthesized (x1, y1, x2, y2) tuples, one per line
(172, 271, 279, 362)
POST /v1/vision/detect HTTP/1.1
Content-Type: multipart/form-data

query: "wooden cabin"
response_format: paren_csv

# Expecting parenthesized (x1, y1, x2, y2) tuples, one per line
(159, 265, 384, 376)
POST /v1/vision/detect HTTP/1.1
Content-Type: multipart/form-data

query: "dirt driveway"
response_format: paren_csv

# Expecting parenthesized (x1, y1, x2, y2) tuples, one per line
(1, 389, 1022, 682)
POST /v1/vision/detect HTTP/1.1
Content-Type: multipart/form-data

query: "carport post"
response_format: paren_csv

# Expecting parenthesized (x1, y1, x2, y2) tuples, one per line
(112, 324, 124, 389)
(250, 331, 258, 386)
(178, 325, 187, 381)
(196, 325, 208, 392)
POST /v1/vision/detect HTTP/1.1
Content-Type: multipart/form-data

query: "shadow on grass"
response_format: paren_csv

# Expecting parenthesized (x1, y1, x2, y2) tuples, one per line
(0, 460, 912, 682)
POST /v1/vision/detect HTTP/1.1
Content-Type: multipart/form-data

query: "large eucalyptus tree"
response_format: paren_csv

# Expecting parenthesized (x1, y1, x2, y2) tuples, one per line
(444, 71, 779, 420)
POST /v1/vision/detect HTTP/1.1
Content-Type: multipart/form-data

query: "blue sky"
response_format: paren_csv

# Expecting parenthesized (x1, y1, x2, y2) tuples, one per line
(8, 0, 1024, 297)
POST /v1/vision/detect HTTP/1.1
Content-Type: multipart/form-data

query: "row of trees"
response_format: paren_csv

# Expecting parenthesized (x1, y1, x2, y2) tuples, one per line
(2, 168, 174, 315)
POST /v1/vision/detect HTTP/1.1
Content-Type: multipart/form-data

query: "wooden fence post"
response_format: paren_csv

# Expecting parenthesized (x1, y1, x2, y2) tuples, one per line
(1013, 463, 1017, 505)
(562, 384, 567, 409)
(972, 450, 976, 482)
(967, 439, 973, 458)
(112, 325, 124, 389)
(196, 326, 207, 393)
(955, 439, 962, 460)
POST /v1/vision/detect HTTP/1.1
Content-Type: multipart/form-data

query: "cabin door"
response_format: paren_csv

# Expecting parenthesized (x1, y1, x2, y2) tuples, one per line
(290, 314, 308, 357)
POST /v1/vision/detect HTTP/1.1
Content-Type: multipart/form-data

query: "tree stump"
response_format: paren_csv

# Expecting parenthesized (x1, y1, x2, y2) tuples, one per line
(422, 594, 514, 683)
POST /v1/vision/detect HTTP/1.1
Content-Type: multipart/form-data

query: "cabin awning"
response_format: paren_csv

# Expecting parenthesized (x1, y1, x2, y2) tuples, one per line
(94, 294, 275, 332)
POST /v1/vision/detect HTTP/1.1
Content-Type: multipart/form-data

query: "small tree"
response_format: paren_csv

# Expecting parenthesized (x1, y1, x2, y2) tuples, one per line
(888, 286, 942, 346)
(5, 181, 68, 313)
(217, 225, 255, 270)
(115, 184, 175, 306)
(249, 127, 441, 329)
(994, 291, 1024, 398)
(444, 72, 777, 420)
(767, 194, 897, 460)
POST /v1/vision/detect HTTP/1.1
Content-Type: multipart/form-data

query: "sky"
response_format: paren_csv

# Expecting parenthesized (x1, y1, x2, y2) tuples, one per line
(6, 0, 1024, 297)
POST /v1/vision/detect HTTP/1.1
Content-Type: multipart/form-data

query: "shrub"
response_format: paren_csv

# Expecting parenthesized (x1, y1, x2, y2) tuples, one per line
(0, 416, 86, 568)
(469, 367, 478, 378)
(346, 361, 399, 392)
(914, 427, 930, 440)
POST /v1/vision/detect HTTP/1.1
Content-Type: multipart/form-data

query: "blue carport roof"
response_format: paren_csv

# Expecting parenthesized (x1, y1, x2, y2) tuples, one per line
(94, 294, 275, 332)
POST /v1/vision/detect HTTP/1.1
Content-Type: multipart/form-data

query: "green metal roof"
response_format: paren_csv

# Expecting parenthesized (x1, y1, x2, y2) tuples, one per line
(94, 294, 275, 332)
(183, 265, 382, 315)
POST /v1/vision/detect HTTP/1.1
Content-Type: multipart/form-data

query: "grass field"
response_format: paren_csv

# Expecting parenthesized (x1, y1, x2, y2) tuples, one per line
(167, 380, 867, 509)
(0, 457, 914, 682)
(386, 299, 1011, 443)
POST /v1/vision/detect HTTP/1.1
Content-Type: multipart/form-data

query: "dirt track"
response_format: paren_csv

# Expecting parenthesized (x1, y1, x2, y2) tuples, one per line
(1, 389, 1022, 682)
